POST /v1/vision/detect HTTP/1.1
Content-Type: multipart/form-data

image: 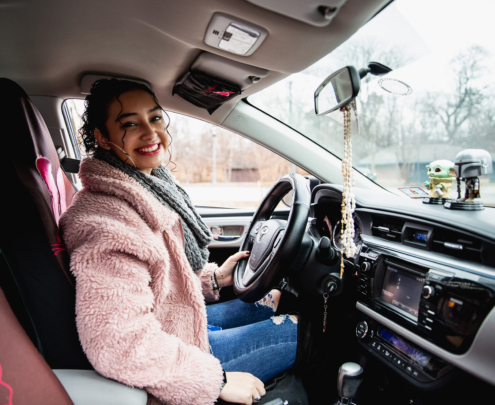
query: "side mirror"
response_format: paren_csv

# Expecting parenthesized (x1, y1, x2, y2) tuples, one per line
(314, 66, 360, 116)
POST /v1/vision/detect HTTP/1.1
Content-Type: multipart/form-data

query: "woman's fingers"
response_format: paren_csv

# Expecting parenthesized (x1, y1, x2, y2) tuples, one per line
(217, 251, 250, 288)
(228, 251, 250, 263)
(251, 386, 261, 402)
(220, 372, 265, 405)
(251, 376, 265, 403)
(255, 376, 266, 396)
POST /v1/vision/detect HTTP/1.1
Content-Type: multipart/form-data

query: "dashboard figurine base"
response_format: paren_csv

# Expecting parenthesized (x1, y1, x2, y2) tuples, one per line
(422, 197, 453, 205)
(444, 200, 485, 210)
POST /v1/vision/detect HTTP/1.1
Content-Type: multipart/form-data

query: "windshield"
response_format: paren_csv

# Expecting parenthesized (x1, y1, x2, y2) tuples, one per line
(249, 0, 495, 207)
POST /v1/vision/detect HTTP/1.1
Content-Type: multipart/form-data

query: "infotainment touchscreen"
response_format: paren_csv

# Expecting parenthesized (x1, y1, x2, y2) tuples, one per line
(380, 265, 425, 318)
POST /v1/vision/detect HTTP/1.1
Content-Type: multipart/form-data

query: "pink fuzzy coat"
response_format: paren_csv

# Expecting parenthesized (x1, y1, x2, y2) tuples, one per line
(59, 158, 224, 405)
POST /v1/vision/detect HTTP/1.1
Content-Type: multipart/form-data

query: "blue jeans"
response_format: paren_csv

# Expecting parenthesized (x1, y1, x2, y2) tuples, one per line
(207, 298, 298, 383)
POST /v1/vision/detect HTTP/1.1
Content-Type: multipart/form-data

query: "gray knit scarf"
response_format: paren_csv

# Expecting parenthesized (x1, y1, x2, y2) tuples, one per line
(94, 148, 212, 272)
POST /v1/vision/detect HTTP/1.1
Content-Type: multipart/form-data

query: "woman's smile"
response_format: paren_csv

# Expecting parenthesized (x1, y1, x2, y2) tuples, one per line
(136, 142, 162, 155)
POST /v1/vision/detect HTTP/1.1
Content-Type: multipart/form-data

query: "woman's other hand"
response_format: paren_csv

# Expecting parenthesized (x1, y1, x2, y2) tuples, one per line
(219, 372, 265, 404)
(216, 251, 250, 288)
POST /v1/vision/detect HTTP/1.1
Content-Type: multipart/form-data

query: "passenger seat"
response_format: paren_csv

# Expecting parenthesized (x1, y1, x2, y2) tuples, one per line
(0, 78, 91, 369)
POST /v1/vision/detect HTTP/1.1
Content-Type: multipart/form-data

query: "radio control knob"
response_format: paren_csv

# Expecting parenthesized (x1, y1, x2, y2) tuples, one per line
(356, 321, 369, 339)
(422, 285, 435, 299)
(361, 262, 370, 273)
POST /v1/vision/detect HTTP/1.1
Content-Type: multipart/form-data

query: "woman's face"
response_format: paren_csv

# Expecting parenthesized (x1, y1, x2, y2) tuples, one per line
(95, 89, 168, 174)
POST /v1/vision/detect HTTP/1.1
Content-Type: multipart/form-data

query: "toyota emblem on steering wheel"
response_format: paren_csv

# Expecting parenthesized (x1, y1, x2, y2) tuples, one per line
(257, 226, 269, 242)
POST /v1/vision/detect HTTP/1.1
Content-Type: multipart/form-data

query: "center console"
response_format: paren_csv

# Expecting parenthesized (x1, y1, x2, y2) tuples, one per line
(355, 245, 495, 386)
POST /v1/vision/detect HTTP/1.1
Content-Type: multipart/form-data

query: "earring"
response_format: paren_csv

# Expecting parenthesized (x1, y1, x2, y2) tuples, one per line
(108, 142, 137, 168)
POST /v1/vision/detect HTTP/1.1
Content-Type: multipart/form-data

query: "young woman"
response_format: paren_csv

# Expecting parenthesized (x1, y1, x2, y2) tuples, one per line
(59, 79, 298, 405)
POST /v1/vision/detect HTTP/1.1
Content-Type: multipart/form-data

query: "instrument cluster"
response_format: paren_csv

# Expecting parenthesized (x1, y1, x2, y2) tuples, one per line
(310, 202, 363, 258)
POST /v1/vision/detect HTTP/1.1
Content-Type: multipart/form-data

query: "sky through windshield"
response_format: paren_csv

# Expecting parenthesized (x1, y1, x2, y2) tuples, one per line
(249, 0, 495, 206)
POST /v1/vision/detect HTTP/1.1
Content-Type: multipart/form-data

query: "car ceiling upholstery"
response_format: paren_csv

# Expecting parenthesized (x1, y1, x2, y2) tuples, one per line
(0, 0, 390, 124)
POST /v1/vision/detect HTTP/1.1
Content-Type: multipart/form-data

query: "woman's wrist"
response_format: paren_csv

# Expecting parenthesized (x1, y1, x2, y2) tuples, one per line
(220, 369, 227, 392)
(211, 270, 220, 290)
(214, 268, 228, 288)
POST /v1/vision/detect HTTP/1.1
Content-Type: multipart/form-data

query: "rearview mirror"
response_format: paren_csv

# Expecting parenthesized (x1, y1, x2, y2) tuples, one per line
(314, 66, 360, 116)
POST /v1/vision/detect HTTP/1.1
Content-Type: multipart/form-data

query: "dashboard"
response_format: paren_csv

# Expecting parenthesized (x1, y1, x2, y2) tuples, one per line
(309, 184, 495, 390)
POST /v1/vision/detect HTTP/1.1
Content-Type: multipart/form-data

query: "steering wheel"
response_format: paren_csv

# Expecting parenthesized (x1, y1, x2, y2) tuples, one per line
(233, 173, 311, 302)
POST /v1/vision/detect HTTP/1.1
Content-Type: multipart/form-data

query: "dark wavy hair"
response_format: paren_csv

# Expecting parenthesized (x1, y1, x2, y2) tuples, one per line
(79, 78, 173, 166)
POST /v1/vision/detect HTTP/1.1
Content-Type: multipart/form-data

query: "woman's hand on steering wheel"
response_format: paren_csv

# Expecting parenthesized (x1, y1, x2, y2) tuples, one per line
(216, 251, 250, 288)
(219, 372, 266, 405)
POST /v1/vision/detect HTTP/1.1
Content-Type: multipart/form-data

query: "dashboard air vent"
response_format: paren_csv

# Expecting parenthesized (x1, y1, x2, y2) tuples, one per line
(431, 228, 482, 263)
(371, 215, 405, 242)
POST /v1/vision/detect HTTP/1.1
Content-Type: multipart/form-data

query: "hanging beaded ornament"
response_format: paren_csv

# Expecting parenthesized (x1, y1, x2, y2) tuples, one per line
(339, 101, 358, 278)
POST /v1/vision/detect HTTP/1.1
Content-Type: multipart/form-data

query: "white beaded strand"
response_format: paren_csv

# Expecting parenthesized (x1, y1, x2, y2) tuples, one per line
(339, 102, 358, 278)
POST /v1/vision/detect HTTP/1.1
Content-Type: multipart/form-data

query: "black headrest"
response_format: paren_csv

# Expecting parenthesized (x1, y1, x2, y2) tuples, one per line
(0, 77, 75, 212)
(0, 78, 75, 283)
(0, 77, 29, 98)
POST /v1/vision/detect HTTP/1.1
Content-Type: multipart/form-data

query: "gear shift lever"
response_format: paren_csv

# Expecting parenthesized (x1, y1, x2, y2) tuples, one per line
(337, 362, 364, 405)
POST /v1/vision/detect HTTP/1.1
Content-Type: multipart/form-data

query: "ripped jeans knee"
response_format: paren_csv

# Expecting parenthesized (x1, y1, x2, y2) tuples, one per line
(271, 314, 298, 325)
(256, 290, 282, 312)
(256, 292, 277, 312)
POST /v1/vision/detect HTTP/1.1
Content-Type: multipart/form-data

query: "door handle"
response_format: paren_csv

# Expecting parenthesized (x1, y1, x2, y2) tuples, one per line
(211, 225, 243, 241)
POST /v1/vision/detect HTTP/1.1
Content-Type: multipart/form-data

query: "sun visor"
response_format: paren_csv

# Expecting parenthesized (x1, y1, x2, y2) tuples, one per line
(173, 70, 242, 115)
(173, 53, 269, 114)
(191, 53, 269, 90)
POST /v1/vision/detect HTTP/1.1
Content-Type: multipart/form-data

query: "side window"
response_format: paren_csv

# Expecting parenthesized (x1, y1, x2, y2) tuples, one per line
(167, 112, 308, 208)
(64, 99, 307, 208)
(64, 99, 87, 159)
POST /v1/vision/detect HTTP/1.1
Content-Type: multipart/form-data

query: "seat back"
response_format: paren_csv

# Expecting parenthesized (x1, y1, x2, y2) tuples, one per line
(0, 78, 91, 369)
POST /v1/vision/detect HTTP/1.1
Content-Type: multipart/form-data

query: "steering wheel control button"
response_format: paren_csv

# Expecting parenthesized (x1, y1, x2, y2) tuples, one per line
(356, 321, 369, 339)
(253, 221, 263, 234)
(273, 231, 284, 248)
(257, 226, 269, 242)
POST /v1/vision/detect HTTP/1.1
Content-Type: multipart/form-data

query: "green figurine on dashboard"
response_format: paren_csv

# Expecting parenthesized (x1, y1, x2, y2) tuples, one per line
(424, 160, 456, 199)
